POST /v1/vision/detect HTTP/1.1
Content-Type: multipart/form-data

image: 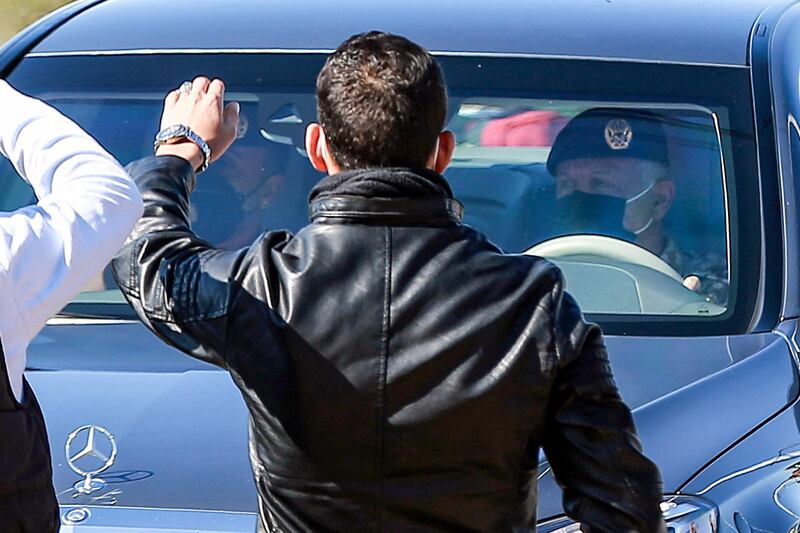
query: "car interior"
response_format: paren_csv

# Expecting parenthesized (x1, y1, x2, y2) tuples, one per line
(0, 92, 731, 316)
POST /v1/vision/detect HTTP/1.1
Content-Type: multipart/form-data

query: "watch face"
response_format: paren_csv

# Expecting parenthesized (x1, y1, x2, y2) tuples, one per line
(156, 124, 186, 142)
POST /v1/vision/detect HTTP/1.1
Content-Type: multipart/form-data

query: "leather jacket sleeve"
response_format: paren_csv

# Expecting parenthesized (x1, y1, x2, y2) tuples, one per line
(111, 155, 288, 369)
(541, 271, 666, 533)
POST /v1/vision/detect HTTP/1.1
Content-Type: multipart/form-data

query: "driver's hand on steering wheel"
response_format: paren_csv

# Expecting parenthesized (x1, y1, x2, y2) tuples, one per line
(682, 275, 701, 292)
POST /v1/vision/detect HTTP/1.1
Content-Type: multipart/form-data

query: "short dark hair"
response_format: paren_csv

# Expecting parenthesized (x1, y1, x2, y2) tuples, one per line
(316, 31, 447, 169)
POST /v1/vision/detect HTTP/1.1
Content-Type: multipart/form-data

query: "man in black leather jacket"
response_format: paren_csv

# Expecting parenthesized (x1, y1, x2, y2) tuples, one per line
(112, 32, 666, 532)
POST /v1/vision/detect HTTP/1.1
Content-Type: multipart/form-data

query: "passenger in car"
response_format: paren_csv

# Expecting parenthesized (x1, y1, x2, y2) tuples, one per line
(0, 81, 142, 532)
(547, 108, 729, 305)
(190, 112, 288, 249)
(112, 33, 666, 532)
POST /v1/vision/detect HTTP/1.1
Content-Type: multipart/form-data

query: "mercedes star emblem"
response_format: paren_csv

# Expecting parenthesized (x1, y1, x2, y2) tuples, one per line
(65, 425, 118, 495)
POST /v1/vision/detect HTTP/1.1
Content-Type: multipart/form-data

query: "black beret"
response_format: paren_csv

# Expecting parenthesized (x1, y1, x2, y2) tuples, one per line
(546, 108, 669, 175)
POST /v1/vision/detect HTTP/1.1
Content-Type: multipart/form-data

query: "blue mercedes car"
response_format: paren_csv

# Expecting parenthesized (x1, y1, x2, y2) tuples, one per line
(3, 0, 800, 531)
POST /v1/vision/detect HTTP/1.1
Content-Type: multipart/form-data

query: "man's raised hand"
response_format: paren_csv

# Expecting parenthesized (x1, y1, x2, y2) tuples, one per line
(155, 76, 240, 171)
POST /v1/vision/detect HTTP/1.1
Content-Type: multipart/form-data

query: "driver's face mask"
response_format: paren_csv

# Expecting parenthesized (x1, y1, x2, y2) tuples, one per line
(623, 179, 657, 235)
(554, 179, 657, 241)
(554, 191, 634, 241)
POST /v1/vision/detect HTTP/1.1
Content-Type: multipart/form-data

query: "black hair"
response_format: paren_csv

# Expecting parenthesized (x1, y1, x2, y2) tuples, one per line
(316, 31, 447, 169)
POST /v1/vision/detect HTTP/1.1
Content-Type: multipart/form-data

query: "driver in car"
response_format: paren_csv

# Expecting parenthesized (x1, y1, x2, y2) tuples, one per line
(547, 107, 729, 305)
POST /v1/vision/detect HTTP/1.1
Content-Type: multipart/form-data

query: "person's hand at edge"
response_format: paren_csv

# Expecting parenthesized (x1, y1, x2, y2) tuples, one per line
(155, 76, 240, 171)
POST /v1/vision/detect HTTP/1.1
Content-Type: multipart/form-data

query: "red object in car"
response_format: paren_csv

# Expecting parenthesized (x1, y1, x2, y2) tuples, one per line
(480, 110, 569, 147)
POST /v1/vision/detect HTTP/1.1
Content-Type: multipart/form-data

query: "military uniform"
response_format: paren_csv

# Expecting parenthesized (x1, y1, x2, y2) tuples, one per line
(661, 236, 729, 306)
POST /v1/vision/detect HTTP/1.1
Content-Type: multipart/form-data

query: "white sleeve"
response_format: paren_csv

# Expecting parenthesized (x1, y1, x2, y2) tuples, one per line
(0, 80, 143, 341)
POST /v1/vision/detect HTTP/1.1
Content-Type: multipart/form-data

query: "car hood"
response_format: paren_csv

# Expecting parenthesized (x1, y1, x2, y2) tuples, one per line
(28, 321, 256, 513)
(26, 323, 796, 520)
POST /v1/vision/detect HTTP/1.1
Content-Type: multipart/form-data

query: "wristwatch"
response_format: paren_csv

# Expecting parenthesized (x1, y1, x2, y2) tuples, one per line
(153, 124, 212, 173)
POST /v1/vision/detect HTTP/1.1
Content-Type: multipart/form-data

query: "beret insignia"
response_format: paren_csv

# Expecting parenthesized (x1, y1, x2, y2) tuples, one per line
(605, 118, 633, 150)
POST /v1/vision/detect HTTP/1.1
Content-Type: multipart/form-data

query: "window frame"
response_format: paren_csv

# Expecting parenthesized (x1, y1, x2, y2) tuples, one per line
(440, 55, 763, 336)
(6, 53, 766, 335)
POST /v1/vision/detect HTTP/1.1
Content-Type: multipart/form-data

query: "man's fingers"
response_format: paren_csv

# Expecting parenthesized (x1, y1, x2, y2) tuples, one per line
(682, 275, 701, 292)
(209, 79, 226, 117)
(165, 89, 180, 106)
(209, 78, 225, 96)
(191, 76, 211, 96)
(160, 90, 182, 128)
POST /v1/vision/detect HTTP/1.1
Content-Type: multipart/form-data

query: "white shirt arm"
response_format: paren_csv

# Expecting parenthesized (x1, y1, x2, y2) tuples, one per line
(0, 81, 143, 398)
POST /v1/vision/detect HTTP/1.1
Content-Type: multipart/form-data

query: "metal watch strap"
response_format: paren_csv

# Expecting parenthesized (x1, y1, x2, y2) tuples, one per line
(153, 124, 212, 173)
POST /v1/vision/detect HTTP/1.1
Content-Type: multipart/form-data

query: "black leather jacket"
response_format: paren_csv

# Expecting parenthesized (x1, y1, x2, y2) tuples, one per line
(112, 156, 665, 533)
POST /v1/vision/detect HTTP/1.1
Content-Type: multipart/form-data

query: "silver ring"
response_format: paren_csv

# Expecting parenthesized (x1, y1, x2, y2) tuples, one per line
(178, 81, 192, 94)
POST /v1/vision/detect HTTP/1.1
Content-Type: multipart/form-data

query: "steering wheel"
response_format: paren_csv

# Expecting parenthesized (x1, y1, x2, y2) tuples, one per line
(524, 234, 684, 282)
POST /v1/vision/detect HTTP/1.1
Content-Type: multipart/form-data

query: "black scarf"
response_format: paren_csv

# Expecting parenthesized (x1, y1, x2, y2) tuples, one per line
(309, 167, 454, 202)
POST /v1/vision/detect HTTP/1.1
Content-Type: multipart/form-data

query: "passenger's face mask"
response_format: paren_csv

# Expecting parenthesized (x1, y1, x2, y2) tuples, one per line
(554, 180, 657, 241)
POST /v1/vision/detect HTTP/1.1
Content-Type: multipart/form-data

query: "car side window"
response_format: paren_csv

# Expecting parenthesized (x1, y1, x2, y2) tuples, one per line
(0, 96, 733, 318)
(0, 95, 320, 306)
(444, 100, 730, 316)
(4, 53, 755, 330)
(0, 161, 34, 212)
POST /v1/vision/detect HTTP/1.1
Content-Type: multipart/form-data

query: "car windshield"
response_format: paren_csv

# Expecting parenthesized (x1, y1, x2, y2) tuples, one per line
(2, 53, 754, 324)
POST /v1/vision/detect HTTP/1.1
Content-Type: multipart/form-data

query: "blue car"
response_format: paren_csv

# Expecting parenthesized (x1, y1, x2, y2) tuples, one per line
(3, 0, 800, 531)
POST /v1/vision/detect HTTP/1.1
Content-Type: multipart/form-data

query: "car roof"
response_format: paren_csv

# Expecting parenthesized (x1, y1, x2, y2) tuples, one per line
(30, 0, 785, 66)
